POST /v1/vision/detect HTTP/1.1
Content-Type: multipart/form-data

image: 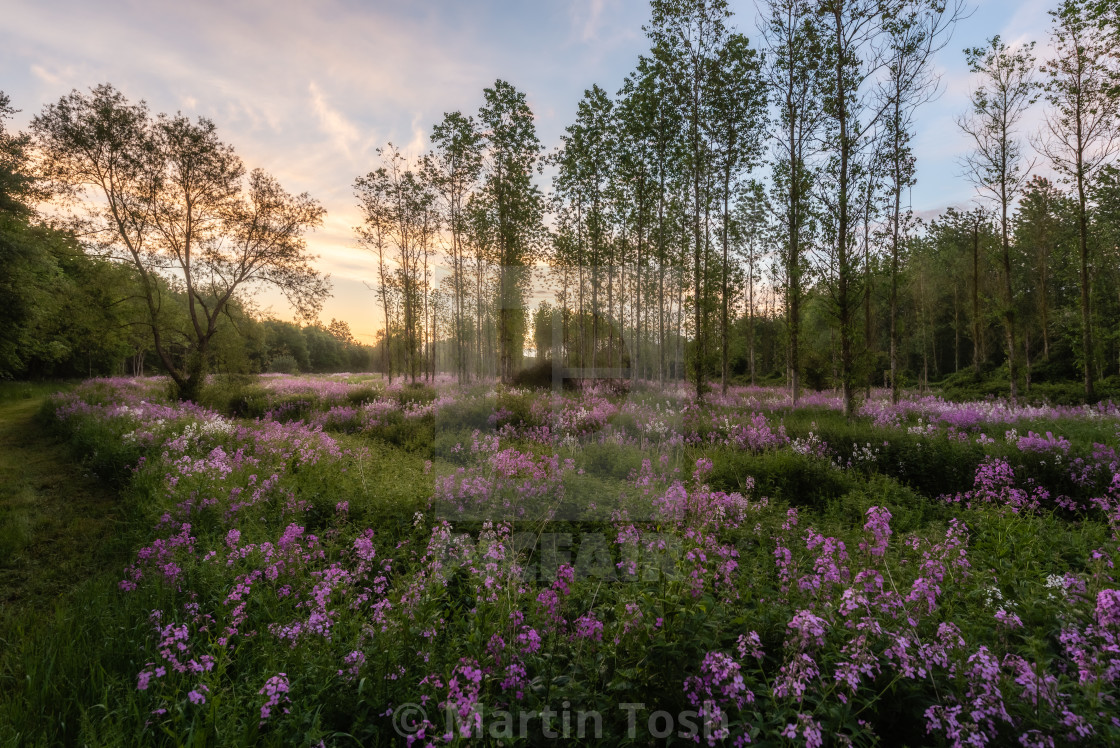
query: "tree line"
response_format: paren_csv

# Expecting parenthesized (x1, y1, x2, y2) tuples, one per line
(2, 0, 1119, 407)
(351, 0, 1120, 412)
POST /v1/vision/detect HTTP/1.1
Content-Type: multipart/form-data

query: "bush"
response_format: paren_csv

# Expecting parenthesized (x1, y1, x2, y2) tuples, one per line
(267, 354, 300, 374)
(366, 412, 434, 453)
(228, 385, 271, 418)
(346, 385, 379, 406)
(709, 448, 858, 510)
(494, 388, 542, 429)
(579, 441, 645, 481)
(437, 397, 494, 432)
(395, 382, 437, 407)
(512, 359, 558, 390)
(198, 375, 257, 415)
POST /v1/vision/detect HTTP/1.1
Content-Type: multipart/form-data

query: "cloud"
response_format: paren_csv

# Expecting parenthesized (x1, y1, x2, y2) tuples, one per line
(30, 63, 66, 87)
(308, 80, 363, 158)
(575, 0, 607, 42)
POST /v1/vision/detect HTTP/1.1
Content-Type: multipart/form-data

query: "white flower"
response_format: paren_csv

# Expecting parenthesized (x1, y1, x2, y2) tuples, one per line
(1044, 574, 1070, 601)
(983, 585, 1015, 608)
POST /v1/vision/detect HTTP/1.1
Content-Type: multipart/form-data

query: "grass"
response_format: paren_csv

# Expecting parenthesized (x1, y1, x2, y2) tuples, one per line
(0, 383, 138, 747)
(0, 384, 130, 604)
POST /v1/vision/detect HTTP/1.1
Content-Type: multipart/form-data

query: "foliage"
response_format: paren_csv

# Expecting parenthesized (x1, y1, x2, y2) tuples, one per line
(31, 84, 330, 401)
(3, 375, 1120, 746)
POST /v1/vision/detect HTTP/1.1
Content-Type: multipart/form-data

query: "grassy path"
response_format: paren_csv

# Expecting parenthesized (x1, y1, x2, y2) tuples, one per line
(0, 386, 137, 746)
(0, 388, 124, 609)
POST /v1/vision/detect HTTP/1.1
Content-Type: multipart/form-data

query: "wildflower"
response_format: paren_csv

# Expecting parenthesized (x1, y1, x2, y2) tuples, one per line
(137, 670, 152, 691)
(1095, 589, 1120, 627)
(259, 673, 291, 722)
(574, 612, 604, 642)
(859, 506, 892, 557)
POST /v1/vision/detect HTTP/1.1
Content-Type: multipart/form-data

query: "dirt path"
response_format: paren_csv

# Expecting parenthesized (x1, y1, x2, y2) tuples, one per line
(0, 394, 124, 608)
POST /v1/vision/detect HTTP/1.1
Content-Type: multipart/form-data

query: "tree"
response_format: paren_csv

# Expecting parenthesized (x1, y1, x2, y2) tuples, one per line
(0, 92, 43, 216)
(814, 0, 910, 418)
(1093, 166, 1120, 376)
(0, 90, 54, 375)
(477, 80, 545, 385)
(428, 111, 483, 384)
(760, 0, 824, 403)
(553, 84, 619, 374)
(925, 207, 995, 374)
(355, 159, 398, 382)
(617, 53, 685, 384)
(710, 32, 767, 394)
(1037, 0, 1120, 399)
(734, 180, 769, 384)
(1015, 176, 1074, 362)
(355, 144, 442, 383)
(957, 37, 1039, 402)
(615, 70, 659, 381)
(881, 0, 963, 403)
(33, 84, 328, 400)
(647, 0, 732, 401)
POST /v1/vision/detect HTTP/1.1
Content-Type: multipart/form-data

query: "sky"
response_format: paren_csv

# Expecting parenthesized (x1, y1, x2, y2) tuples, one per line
(1, 0, 1057, 343)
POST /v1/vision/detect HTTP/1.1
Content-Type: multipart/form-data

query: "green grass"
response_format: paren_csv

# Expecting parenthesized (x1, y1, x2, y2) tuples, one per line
(0, 388, 130, 603)
(0, 387, 139, 747)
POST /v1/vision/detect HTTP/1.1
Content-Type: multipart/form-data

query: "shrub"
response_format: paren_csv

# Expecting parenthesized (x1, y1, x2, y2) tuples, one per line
(267, 354, 300, 374)
(394, 382, 437, 407)
(709, 448, 858, 510)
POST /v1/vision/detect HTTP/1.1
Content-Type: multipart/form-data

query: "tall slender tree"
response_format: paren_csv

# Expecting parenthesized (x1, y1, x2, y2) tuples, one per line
(710, 32, 767, 394)
(760, 0, 823, 404)
(958, 36, 1039, 402)
(647, 0, 731, 401)
(477, 80, 545, 385)
(428, 111, 483, 384)
(882, 0, 963, 403)
(814, 0, 909, 418)
(1037, 0, 1120, 399)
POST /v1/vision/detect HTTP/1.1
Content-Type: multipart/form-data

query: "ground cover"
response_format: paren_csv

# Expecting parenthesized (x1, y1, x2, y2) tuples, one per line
(2, 374, 1119, 747)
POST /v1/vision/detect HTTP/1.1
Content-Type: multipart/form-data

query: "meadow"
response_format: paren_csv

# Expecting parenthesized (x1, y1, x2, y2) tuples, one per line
(2, 374, 1119, 747)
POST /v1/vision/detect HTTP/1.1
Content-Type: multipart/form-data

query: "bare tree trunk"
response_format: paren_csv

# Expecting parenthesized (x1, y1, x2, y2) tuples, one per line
(999, 186, 1019, 402)
(1077, 159, 1094, 399)
(721, 165, 731, 395)
(972, 213, 982, 374)
(953, 285, 960, 373)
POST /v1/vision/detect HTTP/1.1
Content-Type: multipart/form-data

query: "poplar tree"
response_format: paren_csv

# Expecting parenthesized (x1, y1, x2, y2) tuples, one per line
(760, 0, 823, 403)
(477, 80, 545, 385)
(710, 32, 767, 394)
(958, 36, 1039, 402)
(1037, 0, 1120, 399)
(647, 0, 731, 401)
(428, 112, 483, 384)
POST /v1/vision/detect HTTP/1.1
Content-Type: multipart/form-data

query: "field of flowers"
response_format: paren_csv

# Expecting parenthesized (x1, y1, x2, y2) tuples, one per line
(4, 373, 1120, 747)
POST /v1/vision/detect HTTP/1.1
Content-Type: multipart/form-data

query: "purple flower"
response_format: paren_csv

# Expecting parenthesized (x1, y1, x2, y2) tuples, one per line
(259, 673, 291, 722)
(859, 506, 892, 557)
(1095, 589, 1120, 627)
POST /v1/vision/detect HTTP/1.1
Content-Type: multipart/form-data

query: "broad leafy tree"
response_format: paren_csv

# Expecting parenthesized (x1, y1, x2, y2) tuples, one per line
(33, 84, 328, 400)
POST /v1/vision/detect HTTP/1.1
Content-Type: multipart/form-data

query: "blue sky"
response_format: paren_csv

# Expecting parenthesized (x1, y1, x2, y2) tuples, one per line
(1, 0, 1056, 341)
